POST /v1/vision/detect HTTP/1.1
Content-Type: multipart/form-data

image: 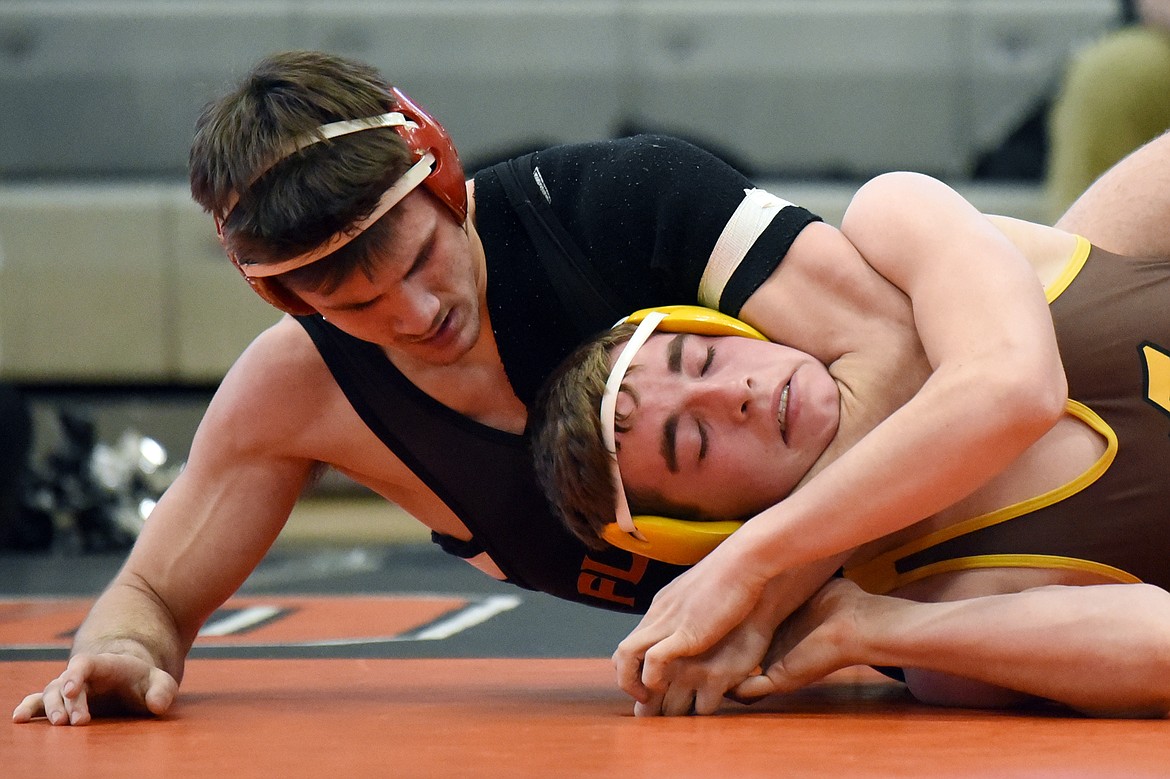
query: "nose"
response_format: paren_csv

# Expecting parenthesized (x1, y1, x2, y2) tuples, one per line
(390, 283, 441, 338)
(687, 376, 752, 420)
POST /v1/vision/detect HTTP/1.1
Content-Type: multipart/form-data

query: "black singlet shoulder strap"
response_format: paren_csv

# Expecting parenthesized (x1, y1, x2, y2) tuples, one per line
(495, 154, 623, 332)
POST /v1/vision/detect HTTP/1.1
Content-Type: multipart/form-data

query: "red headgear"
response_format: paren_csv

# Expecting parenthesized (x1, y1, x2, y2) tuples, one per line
(219, 86, 467, 315)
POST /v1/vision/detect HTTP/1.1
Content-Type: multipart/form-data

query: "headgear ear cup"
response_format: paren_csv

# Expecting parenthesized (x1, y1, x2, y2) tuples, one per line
(389, 87, 468, 222)
(601, 517, 745, 566)
(624, 304, 768, 340)
(249, 277, 318, 317)
(605, 305, 769, 565)
(215, 221, 320, 316)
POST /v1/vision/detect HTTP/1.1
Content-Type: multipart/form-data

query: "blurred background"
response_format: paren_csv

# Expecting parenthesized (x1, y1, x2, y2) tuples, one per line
(0, 0, 1123, 551)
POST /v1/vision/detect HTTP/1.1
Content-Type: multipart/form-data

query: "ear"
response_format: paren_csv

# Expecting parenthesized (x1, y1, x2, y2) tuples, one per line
(389, 86, 467, 222)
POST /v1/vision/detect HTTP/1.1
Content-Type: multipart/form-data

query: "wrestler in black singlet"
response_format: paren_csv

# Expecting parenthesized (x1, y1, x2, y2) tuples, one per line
(299, 135, 820, 612)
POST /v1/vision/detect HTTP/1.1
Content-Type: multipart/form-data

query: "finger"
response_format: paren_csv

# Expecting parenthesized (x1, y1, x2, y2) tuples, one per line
(694, 684, 727, 716)
(66, 687, 92, 726)
(661, 683, 697, 717)
(633, 691, 664, 718)
(641, 632, 703, 691)
(60, 676, 86, 726)
(612, 648, 651, 703)
(143, 669, 178, 716)
(63, 655, 96, 688)
(39, 683, 70, 726)
(12, 693, 46, 724)
(729, 674, 777, 703)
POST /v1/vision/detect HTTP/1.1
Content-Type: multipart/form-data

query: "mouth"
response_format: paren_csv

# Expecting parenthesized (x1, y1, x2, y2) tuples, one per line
(408, 309, 453, 346)
(776, 381, 791, 443)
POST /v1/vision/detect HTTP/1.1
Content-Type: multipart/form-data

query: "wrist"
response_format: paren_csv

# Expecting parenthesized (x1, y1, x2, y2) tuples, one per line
(73, 636, 158, 667)
(845, 588, 918, 668)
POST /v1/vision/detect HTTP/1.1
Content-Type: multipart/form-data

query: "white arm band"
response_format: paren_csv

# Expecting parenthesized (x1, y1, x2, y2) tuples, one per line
(698, 188, 795, 309)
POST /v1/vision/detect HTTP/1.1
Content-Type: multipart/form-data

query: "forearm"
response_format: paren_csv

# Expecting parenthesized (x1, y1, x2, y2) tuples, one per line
(731, 172, 1064, 575)
(735, 360, 1061, 576)
(854, 585, 1170, 717)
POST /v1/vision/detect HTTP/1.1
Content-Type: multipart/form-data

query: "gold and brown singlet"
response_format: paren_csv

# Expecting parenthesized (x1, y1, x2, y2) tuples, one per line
(846, 237, 1170, 594)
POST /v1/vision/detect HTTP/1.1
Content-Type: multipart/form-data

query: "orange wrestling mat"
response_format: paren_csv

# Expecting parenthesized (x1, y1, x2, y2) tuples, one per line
(5, 658, 1170, 779)
(0, 594, 499, 648)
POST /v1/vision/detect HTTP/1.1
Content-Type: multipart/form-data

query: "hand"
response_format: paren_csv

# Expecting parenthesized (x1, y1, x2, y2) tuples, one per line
(631, 606, 778, 717)
(12, 653, 177, 725)
(614, 541, 771, 704)
(731, 577, 866, 701)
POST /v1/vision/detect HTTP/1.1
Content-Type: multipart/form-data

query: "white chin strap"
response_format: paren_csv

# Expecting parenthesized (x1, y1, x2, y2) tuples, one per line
(599, 311, 667, 536)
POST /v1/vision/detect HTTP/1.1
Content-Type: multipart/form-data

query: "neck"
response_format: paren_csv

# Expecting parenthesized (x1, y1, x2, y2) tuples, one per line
(805, 345, 926, 477)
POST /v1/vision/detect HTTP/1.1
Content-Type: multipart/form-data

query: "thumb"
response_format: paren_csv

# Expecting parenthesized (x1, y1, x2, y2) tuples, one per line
(143, 668, 178, 716)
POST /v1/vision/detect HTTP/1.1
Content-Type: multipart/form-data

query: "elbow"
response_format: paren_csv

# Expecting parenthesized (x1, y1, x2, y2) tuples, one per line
(982, 365, 1067, 445)
(843, 172, 930, 223)
(1020, 370, 1067, 436)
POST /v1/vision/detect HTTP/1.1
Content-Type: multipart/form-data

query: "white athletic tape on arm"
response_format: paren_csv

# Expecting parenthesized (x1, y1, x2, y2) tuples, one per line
(698, 188, 795, 309)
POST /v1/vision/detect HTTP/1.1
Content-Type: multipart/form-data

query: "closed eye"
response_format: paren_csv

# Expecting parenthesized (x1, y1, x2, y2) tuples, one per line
(700, 344, 714, 376)
(331, 295, 381, 313)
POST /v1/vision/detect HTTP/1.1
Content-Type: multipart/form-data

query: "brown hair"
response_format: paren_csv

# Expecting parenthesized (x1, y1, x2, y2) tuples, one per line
(188, 50, 414, 288)
(531, 324, 712, 549)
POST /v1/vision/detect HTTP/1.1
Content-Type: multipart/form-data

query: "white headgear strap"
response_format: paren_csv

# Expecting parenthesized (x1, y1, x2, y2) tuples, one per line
(599, 311, 668, 536)
(222, 112, 436, 279)
(220, 112, 418, 219)
(236, 153, 434, 278)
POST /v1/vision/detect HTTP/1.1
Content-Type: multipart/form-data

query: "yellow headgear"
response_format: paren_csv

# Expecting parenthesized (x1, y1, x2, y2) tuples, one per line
(599, 305, 768, 566)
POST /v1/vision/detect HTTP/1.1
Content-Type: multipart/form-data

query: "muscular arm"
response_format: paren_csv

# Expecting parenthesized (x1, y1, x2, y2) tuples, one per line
(14, 321, 318, 724)
(738, 579, 1170, 718)
(740, 172, 1065, 569)
(614, 171, 1066, 699)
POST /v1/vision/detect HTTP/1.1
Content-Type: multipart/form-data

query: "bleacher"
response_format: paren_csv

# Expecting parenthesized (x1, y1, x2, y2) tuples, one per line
(0, 0, 1117, 384)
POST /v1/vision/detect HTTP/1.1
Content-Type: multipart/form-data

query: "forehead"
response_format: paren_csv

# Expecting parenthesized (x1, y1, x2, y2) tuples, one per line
(365, 189, 438, 262)
(610, 332, 693, 418)
(284, 192, 441, 301)
(614, 330, 683, 370)
(614, 331, 735, 378)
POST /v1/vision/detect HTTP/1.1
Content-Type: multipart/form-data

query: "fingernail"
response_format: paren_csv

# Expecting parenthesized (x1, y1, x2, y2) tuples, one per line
(62, 681, 75, 696)
(70, 711, 82, 725)
(49, 711, 63, 725)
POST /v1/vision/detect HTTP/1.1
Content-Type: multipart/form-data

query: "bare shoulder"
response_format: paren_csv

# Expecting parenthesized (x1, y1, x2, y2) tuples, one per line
(840, 171, 989, 250)
(194, 316, 339, 458)
(1056, 131, 1170, 257)
(741, 218, 916, 362)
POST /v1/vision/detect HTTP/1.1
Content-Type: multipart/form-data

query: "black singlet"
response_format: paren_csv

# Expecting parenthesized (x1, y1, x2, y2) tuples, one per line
(298, 135, 820, 612)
